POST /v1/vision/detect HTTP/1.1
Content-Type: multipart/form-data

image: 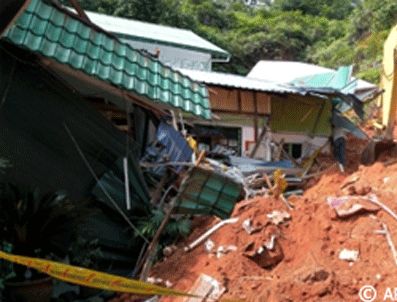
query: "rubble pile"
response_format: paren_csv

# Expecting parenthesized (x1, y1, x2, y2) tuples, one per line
(150, 160, 397, 301)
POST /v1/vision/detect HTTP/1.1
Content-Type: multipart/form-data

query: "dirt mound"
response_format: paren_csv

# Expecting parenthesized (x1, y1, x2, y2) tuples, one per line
(150, 160, 397, 301)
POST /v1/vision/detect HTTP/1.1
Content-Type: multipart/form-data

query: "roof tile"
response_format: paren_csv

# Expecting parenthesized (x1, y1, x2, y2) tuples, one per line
(2, 0, 211, 119)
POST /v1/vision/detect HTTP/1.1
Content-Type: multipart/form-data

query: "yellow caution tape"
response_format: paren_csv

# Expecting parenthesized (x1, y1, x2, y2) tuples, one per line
(0, 250, 196, 298)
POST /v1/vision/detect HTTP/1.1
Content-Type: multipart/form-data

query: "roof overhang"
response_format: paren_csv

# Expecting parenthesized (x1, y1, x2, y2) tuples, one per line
(0, 0, 212, 120)
(40, 57, 170, 117)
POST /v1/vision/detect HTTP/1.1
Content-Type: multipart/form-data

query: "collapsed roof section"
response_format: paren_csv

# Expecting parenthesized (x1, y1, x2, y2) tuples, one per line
(248, 61, 377, 91)
(179, 68, 370, 120)
(0, 0, 212, 120)
(290, 65, 382, 102)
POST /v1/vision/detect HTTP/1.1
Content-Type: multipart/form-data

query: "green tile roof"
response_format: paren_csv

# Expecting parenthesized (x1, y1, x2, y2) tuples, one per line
(1, 0, 211, 119)
(174, 167, 244, 219)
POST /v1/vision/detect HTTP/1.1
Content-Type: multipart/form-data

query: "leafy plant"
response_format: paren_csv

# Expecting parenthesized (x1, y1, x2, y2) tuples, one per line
(134, 209, 191, 263)
(136, 209, 191, 240)
(0, 183, 91, 280)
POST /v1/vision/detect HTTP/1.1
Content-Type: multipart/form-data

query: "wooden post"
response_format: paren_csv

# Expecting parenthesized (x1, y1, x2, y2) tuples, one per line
(139, 152, 205, 280)
(237, 90, 242, 112)
(139, 202, 175, 281)
(249, 124, 267, 158)
(254, 92, 259, 142)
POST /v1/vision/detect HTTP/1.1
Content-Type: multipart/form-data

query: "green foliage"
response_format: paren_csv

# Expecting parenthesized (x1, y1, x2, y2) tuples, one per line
(0, 184, 91, 258)
(73, 0, 397, 83)
(134, 208, 191, 262)
(274, 0, 358, 20)
(136, 209, 191, 240)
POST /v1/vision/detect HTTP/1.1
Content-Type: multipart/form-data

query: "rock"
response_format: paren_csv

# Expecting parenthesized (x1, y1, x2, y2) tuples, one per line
(355, 186, 372, 196)
(264, 235, 277, 250)
(267, 210, 291, 225)
(216, 245, 237, 258)
(242, 218, 254, 234)
(163, 246, 174, 257)
(302, 269, 330, 283)
(342, 174, 360, 186)
(327, 196, 379, 218)
(245, 239, 284, 269)
(204, 239, 215, 253)
(339, 249, 359, 262)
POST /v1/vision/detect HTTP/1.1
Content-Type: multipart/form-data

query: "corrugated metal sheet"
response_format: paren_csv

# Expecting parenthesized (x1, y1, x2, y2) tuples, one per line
(178, 69, 302, 94)
(84, 10, 230, 60)
(270, 94, 332, 136)
(248, 61, 376, 91)
(291, 66, 355, 92)
(155, 122, 193, 172)
(1, 0, 211, 119)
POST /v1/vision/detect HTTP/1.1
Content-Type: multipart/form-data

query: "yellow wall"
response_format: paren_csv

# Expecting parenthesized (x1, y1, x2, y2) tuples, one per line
(381, 24, 397, 138)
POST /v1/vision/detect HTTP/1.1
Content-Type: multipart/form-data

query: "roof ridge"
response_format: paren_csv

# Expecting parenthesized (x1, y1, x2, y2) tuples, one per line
(85, 9, 195, 34)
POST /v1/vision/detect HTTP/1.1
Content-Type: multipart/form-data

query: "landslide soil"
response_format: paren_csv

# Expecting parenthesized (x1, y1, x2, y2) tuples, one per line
(151, 152, 397, 301)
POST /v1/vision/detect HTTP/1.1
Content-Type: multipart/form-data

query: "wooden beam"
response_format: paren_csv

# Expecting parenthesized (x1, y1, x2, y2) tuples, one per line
(254, 91, 259, 141)
(68, 0, 91, 23)
(211, 108, 266, 116)
(249, 124, 267, 158)
(237, 90, 242, 112)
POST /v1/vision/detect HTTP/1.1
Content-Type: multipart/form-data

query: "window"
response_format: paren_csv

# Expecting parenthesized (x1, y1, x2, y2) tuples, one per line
(283, 143, 302, 159)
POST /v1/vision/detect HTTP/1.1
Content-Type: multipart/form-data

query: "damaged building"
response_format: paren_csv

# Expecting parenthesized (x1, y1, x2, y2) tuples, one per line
(0, 0, 243, 276)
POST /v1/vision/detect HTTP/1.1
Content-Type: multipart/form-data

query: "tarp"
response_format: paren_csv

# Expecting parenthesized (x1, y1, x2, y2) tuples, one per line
(156, 122, 193, 171)
(141, 121, 193, 180)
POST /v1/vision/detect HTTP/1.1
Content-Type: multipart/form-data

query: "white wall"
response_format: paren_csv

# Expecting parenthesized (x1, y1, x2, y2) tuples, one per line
(271, 132, 330, 157)
(122, 39, 212, 71)
(242, 126, 255, 155)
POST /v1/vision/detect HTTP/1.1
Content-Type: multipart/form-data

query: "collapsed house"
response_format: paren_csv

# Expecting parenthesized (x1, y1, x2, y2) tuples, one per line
(0, 0, 246, 276)
(0, 1, 382, 294)
(248, 61, 380, 143)
(180, 66, 379, 164)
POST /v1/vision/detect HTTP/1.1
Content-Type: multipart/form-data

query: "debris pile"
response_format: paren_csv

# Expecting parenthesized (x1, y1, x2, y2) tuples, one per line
(148, 160, 397, 301)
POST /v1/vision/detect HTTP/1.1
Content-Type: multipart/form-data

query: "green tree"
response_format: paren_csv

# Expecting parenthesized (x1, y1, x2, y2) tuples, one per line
(69, 0, 397, 82)
(272, 0, 358, 20)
